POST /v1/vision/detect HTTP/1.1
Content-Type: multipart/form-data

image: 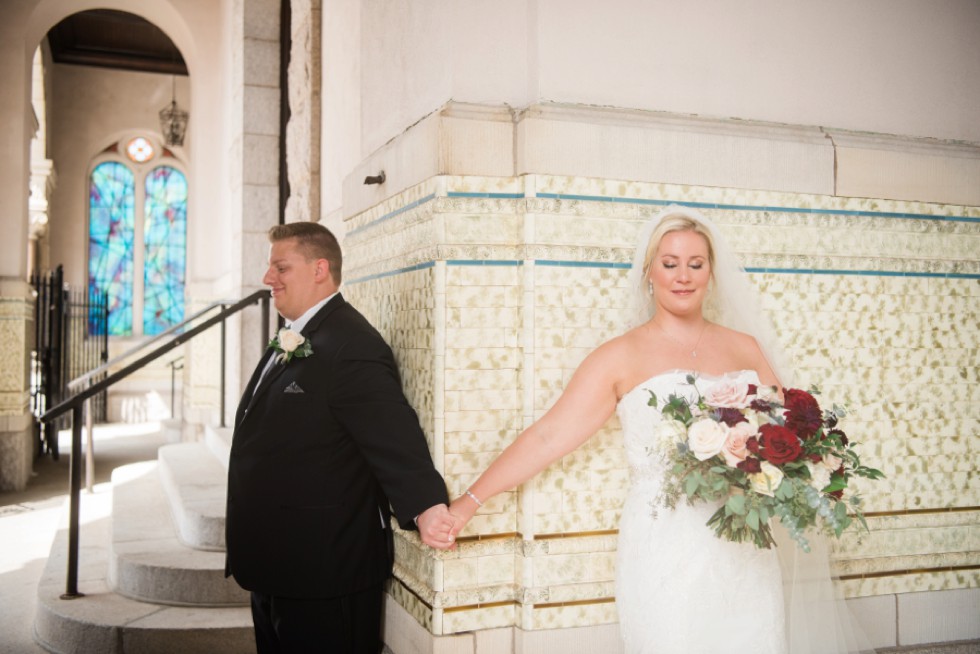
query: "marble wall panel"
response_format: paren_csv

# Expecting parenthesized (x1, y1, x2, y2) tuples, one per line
(343, 173, 979, 636)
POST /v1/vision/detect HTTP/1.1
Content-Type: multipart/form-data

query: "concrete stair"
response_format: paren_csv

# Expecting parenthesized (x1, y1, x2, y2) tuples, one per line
(34, 426, 255, 654)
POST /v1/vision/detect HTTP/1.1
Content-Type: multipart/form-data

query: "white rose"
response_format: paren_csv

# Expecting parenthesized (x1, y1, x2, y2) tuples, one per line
(749, 461, 785, 497)
(654, 419, 688, 452)
(744, 409, 764, 429)
(687, 419, 728, 461)
(807, 461, 833, 491)
(277, 328, 306, 353)
(755, 384, 780, 402)
(703, 379, 751, 408)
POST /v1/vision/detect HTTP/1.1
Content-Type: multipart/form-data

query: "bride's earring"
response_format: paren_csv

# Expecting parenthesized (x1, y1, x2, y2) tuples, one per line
(647, 281, 654, 296)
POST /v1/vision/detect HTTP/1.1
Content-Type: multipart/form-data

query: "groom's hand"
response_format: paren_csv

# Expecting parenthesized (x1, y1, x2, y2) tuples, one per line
(417, 504, 456, 550)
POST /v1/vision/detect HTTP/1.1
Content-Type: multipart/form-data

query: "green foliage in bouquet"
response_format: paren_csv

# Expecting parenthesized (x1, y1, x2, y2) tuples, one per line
(650, 375, 884, 552)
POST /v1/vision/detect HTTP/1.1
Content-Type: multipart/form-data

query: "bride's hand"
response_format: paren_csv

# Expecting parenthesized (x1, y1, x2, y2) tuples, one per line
(448, 495, 479, 539)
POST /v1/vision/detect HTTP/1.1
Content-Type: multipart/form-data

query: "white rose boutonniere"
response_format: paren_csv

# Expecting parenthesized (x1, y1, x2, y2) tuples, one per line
(269, 328, 313, 364)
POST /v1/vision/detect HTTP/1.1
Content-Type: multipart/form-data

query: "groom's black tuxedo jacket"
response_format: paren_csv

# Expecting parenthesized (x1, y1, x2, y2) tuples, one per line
(225, 294, 448, 599)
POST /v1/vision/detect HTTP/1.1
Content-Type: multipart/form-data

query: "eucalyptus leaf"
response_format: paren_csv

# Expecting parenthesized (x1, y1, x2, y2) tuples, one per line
(685, 475, 700, 496)
(726, 494, 746, 516)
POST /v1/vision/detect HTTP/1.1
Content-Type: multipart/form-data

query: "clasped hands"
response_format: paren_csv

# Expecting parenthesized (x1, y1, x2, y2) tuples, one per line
(415, 497, 476, 550)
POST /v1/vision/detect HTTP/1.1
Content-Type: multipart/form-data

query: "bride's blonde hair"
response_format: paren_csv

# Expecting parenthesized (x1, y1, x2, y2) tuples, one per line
(626, 205, 793, 384)
(641, 213, 717, 280)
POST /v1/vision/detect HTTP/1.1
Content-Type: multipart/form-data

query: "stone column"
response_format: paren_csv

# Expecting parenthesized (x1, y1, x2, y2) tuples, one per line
(183, 0, 281, 434)
(284, 0, 321, 224)
(0, 281, 34, 492)
(0, 4, 39, 491)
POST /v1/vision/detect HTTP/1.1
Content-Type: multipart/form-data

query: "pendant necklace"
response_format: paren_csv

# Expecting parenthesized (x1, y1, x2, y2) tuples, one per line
(652, 319, 709, 358)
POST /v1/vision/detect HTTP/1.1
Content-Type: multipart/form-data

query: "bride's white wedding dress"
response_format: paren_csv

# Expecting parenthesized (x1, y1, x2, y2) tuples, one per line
(615, 369, 787, 654)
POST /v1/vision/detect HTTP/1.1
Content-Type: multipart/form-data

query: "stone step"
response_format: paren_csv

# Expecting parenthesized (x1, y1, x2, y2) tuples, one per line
(110, 461, 248, 607)
(34, 462, 254, 654)
(204, 424, 233, 471)
(158, 442, 227, 550)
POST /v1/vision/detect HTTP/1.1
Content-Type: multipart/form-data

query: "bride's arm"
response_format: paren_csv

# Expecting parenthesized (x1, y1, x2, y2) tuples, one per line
(448, 344, 622, 530)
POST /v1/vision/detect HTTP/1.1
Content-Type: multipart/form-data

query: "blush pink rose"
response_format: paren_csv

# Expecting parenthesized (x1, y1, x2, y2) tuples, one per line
(703, 379, 751, 409)
(823, 453, 843, 470)
(722, 422, 758, 467)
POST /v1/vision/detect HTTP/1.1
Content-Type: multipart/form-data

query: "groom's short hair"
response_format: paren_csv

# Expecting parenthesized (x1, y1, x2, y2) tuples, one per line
(268, 222, 343, 284)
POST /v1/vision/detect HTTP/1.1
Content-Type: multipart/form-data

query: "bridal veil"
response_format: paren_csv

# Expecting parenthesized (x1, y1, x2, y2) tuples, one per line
(624, 205, 875, 654)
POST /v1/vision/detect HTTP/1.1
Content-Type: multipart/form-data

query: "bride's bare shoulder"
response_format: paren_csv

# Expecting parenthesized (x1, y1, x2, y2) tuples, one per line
(711, 323, 761, 348)
(580, 326, 647, 369)
(710, 324, 778, 383)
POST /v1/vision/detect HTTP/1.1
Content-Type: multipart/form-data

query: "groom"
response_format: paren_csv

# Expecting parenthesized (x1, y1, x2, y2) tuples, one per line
(225, 222, 454, 653)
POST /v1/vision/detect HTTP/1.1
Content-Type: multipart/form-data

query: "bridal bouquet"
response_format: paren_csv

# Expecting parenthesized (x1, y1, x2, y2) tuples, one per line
(651, 375, 883, 551)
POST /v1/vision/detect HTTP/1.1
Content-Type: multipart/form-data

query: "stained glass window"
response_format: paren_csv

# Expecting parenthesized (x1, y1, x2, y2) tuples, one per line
(143, 166, 187, 335)
(88, 161, 135, 335)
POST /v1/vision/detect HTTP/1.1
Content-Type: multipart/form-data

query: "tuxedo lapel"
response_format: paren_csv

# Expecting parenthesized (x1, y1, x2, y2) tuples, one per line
(241, 295, 346, 415)
(235, 348, 274, 427)
(247, 354, 287, 407)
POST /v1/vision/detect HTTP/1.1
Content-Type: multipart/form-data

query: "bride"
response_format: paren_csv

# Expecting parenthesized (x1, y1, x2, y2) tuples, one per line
(445, 206, 873, 653)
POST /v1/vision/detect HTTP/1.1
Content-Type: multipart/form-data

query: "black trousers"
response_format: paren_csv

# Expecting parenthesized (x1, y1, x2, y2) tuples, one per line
(250, 585, 384, 654)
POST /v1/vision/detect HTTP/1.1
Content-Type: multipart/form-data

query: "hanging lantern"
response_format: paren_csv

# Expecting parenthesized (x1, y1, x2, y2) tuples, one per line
(159, 76, 188, 147)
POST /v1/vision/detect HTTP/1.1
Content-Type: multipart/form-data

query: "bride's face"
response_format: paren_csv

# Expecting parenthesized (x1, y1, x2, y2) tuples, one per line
(648, 230, 712, 316)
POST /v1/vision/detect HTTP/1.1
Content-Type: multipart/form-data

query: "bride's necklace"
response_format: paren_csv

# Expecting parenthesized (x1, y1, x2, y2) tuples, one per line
(652, 319, 709, 358)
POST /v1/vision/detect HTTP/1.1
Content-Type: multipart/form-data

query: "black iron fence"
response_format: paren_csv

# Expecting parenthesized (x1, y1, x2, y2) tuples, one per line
(30, 266, 108, 459)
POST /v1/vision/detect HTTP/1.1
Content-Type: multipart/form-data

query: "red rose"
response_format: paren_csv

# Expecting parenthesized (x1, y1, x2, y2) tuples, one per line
(784, 389, 818, 412)
(757, 424, 803, 464)
(747, 384, 758, 396)
(746, 436, 761, 454)
(783, 389, 823, 439)
(808, 453, 822, 463)
(737, 457, 762, 473)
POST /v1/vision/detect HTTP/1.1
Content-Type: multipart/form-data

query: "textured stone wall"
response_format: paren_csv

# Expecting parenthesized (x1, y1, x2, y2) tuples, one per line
(0, 283, 35, 491)
(342, 173, 979, 641)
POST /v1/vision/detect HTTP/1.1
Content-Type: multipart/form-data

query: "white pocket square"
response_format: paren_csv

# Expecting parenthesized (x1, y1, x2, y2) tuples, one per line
(283, 381, 305, 394)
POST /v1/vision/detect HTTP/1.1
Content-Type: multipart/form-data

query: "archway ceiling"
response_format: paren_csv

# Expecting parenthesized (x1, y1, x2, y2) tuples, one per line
(47, 9, 187, 76)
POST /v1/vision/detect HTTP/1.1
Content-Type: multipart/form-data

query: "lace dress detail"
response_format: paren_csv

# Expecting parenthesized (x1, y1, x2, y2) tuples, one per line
(615, 370, 787, 654)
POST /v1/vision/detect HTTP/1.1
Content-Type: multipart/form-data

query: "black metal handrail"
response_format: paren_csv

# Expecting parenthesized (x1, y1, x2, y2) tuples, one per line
(66, 298, 240, 391)
(168, 357, 185, 418)
(41, 289, 271, 600)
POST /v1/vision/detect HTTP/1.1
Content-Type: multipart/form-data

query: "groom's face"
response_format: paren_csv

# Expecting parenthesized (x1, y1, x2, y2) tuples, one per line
(263, 238, 329, 321)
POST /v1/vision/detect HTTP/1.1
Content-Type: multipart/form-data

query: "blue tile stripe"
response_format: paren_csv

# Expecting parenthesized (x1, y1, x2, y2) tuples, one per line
(447, 192, 525, 199)
(346, 193, 438, 237)
(534, 193, 979, 223)
(535, 260, 632, 270)
(346, 192, 529, 238)
(347, 190, 978, 238)
(344, 188, 978, 284)
(346, 261, 435, 285)
(348, 260, 980, 284)
(446, 260, 524, 266)
(744, 267, 979, 279)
